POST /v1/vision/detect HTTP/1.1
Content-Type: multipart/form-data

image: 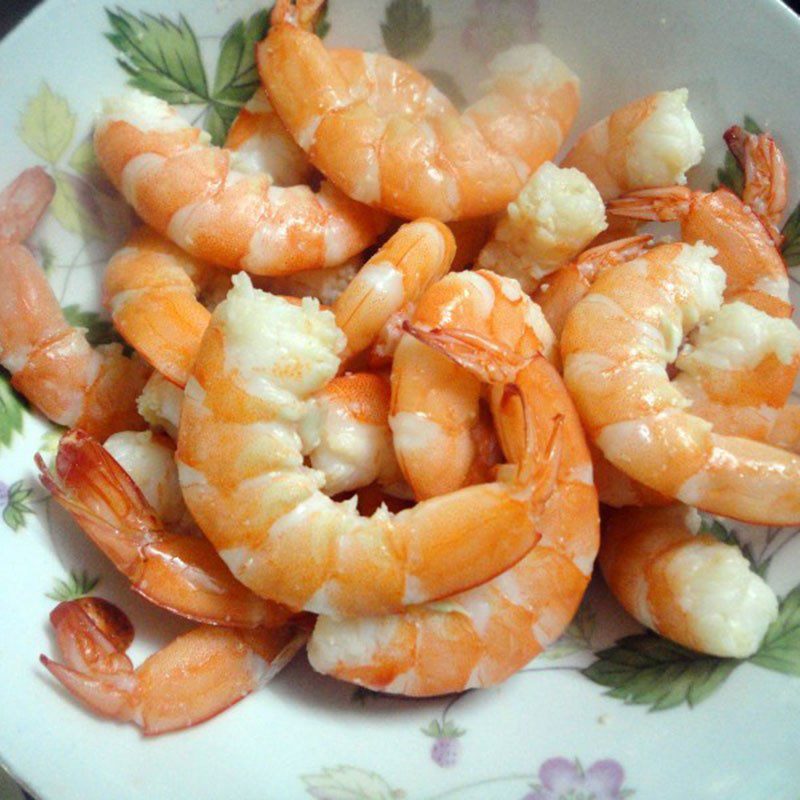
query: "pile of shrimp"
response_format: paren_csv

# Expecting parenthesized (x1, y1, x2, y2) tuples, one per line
(2, 0, 798, 734)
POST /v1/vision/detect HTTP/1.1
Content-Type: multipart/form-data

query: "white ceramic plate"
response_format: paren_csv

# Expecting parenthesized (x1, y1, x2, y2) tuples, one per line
(1, 1, 800, 798)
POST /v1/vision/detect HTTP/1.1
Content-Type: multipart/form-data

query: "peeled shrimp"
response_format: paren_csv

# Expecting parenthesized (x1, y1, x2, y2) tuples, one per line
(476, 162, 607, 292)
(94, 89, 388, 274)
(0, 245, 149, 440)
(260, 0, 580, 220)
(390, 269, 554, 500)
(600, 505, 778, 657)
(561, 241, 800, 524)
(257, 257, 361, 306)
(561, 88, 704, 201)
(309, 348, 599, 695)
(177, 274, 552, 617)
(137, 371, 184, 439)
(37, 430, 294, 629)
(608, 126, 791, 319)
(0, 166, 55, 244)
(41, 598, 306, 735)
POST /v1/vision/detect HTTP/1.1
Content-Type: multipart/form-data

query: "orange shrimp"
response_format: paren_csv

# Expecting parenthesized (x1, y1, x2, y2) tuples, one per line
(94, 89, 389, 274)
(600, 505, 778, 658)
(41, 598, 307, 735)
(561, 241, 800, 525)
(390, 269, 555, 500)
(37, 430, 294, 629)
(308, 346, 599, 695)
(176, 274, 553, 617)
(0, 166, 55, 244)
(0, 245, 149, 440)
(259, 0, 580, 220)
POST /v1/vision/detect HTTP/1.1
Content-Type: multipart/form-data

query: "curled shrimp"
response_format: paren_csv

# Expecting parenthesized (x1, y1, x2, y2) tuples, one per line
(0, 244, 150, 440)
(561, 88, 704, 201)
(390, 270, 554, 500)
(259, 0, 580, 220)
(40, 598, 307, 735)
(37, 430, 294, 629)
(309, 342, 599, 695)
(600, 505, 778, 658)
(94, 89, 389, 274)
(561, 241, 800, 524)
(137, 370, 184, 439)
(608, 126, 791, 319)
(476, 161, 608, 292)
(177, 274, 552, 617)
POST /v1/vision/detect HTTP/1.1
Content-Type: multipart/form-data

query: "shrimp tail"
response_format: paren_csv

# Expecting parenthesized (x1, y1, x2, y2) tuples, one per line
(0, 166, 55, 244)
(607, 185, 692, 221)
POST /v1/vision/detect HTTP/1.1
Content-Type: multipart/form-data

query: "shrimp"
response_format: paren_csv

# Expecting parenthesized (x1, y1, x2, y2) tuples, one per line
(224, 88, 313, 187)
(600, 505, 778, 658)
(260, 0, 580, 220)
(257, 257, 361, 306)
(560, 88, 704, 201)
(532, 235, 652, 338)
(0, 244, 149, 440)
(37, 430, 294, 629)
(332, 218, 456, 364)
(137, 371, 184, 439)
(560, 241, 800, 525)
(390, 270, 555, 500)
(475, 162, 607, 292)
(94, 89, 389, 274)
(607, 127, 791, 319)
(177, 274, 554, 617)
(40, 598, 307, 735)
(0, 166, 55, 244)
(104, 226, 231, 387)
(308, 350, 599, 695)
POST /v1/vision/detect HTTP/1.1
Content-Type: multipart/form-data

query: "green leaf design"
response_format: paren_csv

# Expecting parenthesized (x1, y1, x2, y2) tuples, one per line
(38, 240, 56, 274)
(18, 82, 76, 164)
(699, 515, 767, 577)
(302, 766, 402, 800)
(315, 3, 331, 38)
(46, 570, 100, 602)
(544, 600, 597, 659)
(422, 68, 467, 110)
(0, 371, 26, 450)
(583, 633, 740, 710)
(712, 115, 763, 195)
(781, 202, 800, 269)
(381, 0, 432, 59)
(68, 137, 101, 179)
(749, 585, 800, 675)
(50, 170, 106, 240)
(106, 8, 209, 104)
(2, 480, 34, 532)
(62, 305, 119, 347)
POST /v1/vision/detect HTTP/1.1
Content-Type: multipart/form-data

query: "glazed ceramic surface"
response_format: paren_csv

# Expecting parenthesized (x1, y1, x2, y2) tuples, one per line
(1, 1, 799, 798)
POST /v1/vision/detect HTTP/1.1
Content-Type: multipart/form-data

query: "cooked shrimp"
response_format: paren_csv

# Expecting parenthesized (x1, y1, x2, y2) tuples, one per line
(390, 270, 555, 499)
(476, 162, 607, 292)
(0, 166, 55, 244)
(37, 430, 294, 629)
(0, 244, 149, 440)
(447, 217, 495, 271)
(40, 598, 306, 735)
(224, 88, 313, 187)
(561, 241, 800, 524)
(104, 226, 231, 387)
(309, 352, 599, 695)
(560, 89, 704, 201)
(260, 0, 580, 220)
(532, 235, 652, 338)
(608, 127, 791, 319)
(94, 89, 389, 274)
(332, 219, 456, 363)
(257, 257, 361, 306)
(137, 371, 184, 439)
(177, 274, 554, 617)
(600, 505, 778, 657)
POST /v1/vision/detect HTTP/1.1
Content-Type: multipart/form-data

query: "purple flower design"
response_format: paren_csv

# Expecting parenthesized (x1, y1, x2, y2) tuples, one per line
(0, 480, 9, 506)
(462, 0, 539, 60)
(521, 757, 633, 800)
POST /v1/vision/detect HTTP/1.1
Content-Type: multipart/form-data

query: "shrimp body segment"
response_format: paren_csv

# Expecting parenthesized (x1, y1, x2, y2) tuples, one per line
(260, 9, 580, 220)
(94, 90, 389, 274)
(177, 275, 548, 617)
(38, 430, 294, 629)
(0, 166, 55, 244)
(561, 241, 800, 524)
(309, 353, 599, 695)
(41, 599, 306, 735)
(0, 244, 149, 440)
(600, 505, 778, 657)
(560, 89, 704, 201)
